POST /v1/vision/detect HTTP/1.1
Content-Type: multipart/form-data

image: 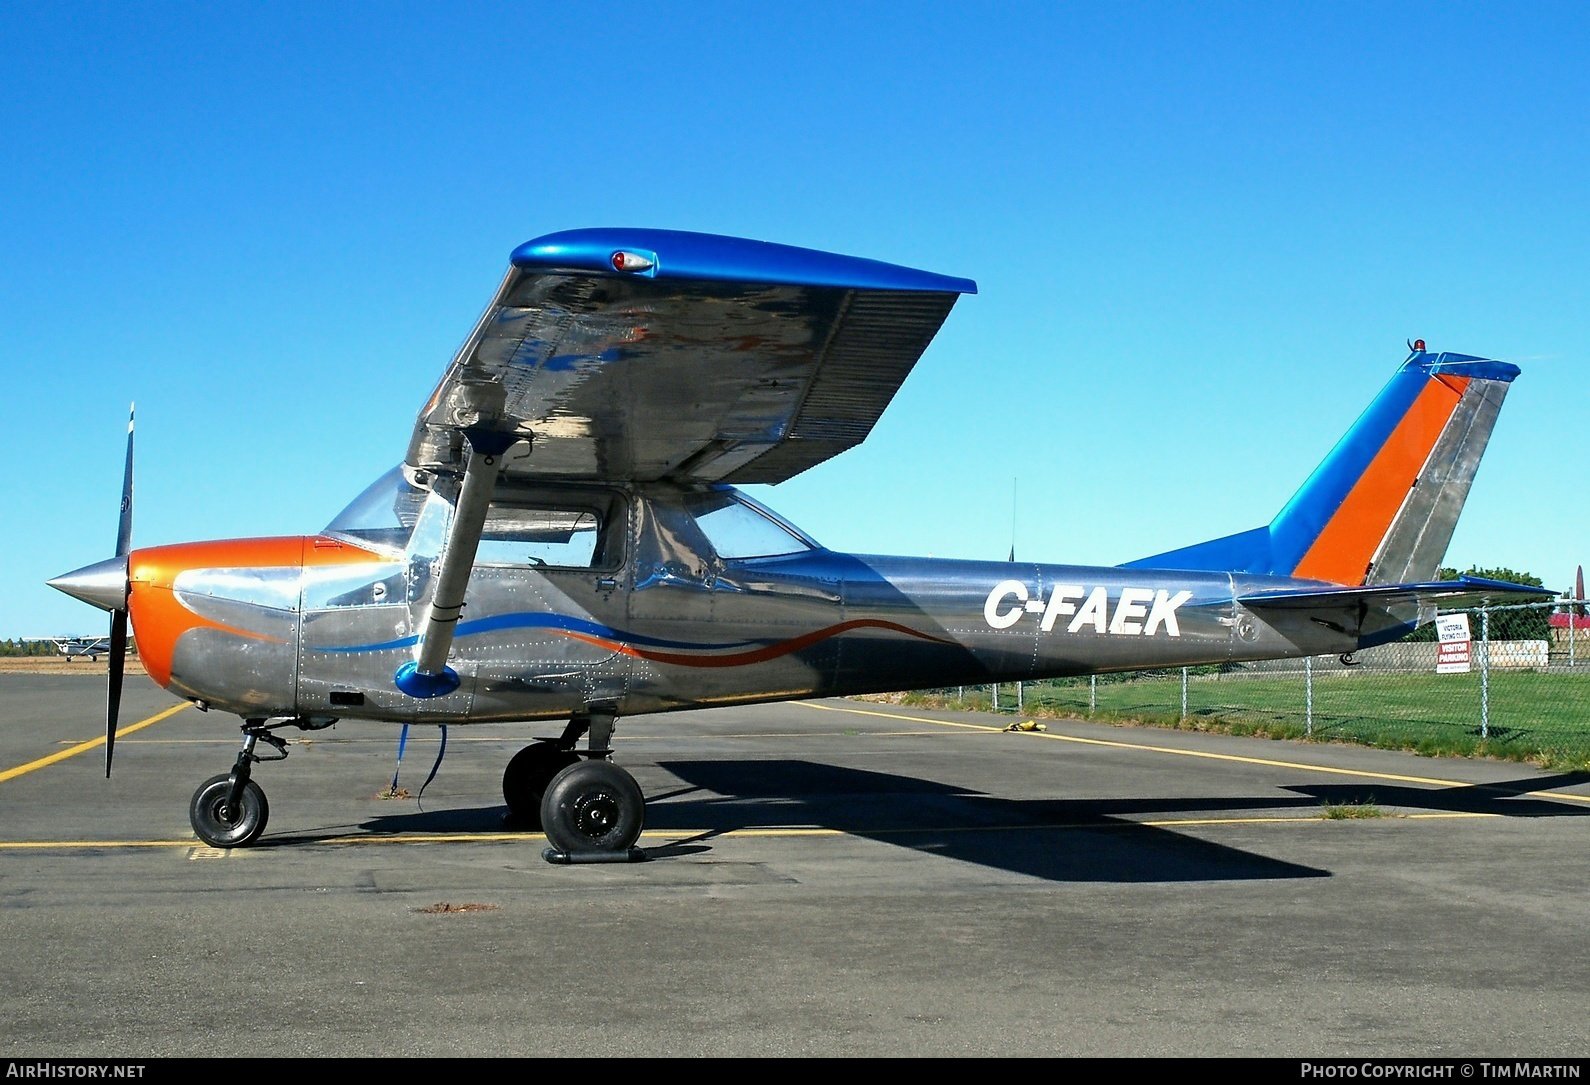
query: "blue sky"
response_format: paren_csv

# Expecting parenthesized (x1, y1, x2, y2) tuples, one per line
(3, 2, 1585, 636)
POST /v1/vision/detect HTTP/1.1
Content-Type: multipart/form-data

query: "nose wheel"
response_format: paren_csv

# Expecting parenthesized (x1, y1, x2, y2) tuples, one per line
(189, 774, 269, 848)
(188, 718, 293, 848)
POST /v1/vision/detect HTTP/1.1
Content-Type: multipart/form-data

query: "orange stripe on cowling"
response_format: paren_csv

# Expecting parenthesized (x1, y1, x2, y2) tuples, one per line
(1292, 376, 1470, 584)
(128, 536, 385, 687)
(126, 584, 275, 687)
(562, 619, 951, 668)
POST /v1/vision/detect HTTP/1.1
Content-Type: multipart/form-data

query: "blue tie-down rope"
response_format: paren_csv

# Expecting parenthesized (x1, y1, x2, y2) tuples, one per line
(419, 724, 447, 801)
(388, 723, 411, 794)
(388, 724, 448, 803)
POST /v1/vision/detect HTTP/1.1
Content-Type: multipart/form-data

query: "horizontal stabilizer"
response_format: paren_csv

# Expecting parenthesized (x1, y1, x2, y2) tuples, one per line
(1237, 576, 1555, 650)
(1240, 576, 1555, 614)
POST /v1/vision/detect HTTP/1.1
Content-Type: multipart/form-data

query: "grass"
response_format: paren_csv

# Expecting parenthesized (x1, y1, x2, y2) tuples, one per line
(1320, 797, 1384, 819)
(896, 670, 1590, 769)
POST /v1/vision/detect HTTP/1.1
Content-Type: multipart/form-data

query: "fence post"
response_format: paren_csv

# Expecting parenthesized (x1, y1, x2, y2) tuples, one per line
(1480, 608, 1490, 740)
(1181, 667, 1188, 719)
(1089, 674, 1096, 713)
(992, 682, 999, 713)
(1305, 655, 1313, 737)
(1017, 680, 1024, 713)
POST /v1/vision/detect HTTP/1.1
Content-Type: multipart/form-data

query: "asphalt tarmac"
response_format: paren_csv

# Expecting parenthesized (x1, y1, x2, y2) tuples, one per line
(2, 672, 1587, 1057)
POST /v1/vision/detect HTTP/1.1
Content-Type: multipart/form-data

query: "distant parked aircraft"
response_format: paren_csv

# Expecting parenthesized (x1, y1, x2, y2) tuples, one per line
(48, 636, 113, 662)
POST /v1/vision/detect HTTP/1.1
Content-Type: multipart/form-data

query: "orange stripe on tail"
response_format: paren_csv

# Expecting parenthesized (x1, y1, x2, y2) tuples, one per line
(1292, 376, 1469, 584)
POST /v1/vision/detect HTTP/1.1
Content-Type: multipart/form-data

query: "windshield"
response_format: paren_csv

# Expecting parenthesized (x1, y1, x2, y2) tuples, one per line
(324, 466, 429, 551)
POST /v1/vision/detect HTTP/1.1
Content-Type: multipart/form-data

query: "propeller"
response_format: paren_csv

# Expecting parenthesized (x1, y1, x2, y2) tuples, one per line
(45, 405, 137, 776)
(105, 405, 134, 777)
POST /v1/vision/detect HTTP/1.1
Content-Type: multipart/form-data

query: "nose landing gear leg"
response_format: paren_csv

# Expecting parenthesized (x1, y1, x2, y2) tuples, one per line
(188, 719, 290, 848)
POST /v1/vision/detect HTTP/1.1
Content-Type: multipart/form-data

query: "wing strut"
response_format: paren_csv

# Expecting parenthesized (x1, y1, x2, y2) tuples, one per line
(395, 426, 521, 698)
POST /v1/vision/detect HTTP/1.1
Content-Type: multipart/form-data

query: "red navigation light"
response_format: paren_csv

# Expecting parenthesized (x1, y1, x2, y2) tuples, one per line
(610, 251, 656, 273)
(1413, 339, 1426, 352)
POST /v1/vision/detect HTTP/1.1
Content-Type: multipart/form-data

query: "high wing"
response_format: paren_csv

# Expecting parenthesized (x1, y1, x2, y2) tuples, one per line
(393, 229, 975, 698)
(406, 229, 977, 485)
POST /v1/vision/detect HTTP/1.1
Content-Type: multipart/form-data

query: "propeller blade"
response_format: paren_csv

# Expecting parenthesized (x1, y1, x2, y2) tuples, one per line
(106, 609, 127, 778)
(115, 405, 134, 558)
(107, 404, 133, 777)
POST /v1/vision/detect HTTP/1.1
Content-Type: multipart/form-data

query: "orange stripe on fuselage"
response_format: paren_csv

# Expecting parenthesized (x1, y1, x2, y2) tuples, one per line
(128, 536, 385, 687)
(1291, 375, 1469, 584)
(562, 619, 950, 668)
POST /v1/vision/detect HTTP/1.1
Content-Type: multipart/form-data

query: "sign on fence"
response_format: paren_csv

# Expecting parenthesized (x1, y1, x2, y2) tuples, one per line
(1436, 613, 1472, 674)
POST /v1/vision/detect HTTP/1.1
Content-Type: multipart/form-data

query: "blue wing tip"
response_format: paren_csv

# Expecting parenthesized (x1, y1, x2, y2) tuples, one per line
(511, 228, 977, 294)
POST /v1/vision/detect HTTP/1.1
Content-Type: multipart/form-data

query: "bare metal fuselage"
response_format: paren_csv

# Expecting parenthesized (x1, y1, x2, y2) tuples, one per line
(149, 479, 1378, 726)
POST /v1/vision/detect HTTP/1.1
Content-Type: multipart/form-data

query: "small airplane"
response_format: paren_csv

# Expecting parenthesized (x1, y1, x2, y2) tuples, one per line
(49, 228, 1553, 858)
(46, 636, 114, 662)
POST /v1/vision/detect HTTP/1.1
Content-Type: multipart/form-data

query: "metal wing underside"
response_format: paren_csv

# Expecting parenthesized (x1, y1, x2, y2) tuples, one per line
(407, 258, 965, 485)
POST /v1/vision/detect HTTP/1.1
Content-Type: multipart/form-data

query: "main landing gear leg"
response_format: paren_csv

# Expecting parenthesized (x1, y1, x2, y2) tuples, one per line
(189, 719, 289, 848)
(531, 707, 646, 864)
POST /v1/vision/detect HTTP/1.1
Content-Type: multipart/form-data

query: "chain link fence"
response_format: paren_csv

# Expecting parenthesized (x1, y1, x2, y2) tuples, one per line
(909, 601, 1590, 768)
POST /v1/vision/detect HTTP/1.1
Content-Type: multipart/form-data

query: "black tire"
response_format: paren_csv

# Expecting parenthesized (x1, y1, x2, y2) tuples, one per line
(189, 773, 269, 848)
(502, 744, 580, 827)
(539, 760, 644, 855)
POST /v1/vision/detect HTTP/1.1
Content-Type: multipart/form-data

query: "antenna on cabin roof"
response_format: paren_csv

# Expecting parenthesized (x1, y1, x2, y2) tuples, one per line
(1008, 478, 1017, 562)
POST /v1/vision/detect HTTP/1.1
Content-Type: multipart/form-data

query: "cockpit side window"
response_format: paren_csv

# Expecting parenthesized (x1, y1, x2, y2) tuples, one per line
(476, 488, 624, 570)
(477, 505, 601, 568)
(684, 490, 813, 559)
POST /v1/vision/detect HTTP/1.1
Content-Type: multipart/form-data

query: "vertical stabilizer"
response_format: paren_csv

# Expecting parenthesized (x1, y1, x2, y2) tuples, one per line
(1124, 350, 1519, 584)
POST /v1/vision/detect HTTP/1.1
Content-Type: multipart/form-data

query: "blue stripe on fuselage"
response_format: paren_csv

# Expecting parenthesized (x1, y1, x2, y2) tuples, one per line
(317, 612, 758, 654)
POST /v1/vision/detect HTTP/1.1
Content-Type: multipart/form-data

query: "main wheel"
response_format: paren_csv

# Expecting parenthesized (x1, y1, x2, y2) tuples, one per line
(189, 773, 270, 848)
(539, 760, 644, 855)
(502, 744, 580, 827)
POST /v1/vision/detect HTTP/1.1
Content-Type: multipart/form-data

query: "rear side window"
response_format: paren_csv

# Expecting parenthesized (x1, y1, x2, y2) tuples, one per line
(685, 492, 811, 559)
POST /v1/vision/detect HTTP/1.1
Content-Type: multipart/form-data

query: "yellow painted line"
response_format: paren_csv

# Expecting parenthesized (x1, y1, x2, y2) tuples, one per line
(1141, 815, 1341, 827)
(797, 701, 1590, 805)
(0, 839, 201, 848)
(0, 810, 1507, 852)
(799, 702, 1001, 734)
(1400, 811, 1500, 820)
(0, 703, 191, 784)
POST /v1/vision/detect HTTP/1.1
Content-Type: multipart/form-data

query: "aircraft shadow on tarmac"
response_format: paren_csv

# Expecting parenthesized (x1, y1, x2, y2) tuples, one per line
(344, 759, 1333, 883)
(342, 762, 1586, 883)
(1289, 772, 1590, 818)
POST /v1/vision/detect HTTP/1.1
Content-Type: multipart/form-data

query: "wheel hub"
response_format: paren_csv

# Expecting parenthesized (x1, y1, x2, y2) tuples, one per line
(570, 789, 618, 839)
